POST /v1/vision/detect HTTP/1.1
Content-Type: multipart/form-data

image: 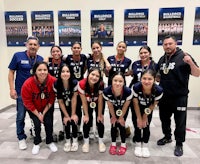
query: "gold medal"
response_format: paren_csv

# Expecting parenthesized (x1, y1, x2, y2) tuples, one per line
(90, 102, 96, 108)
(144, 108, 151, 115)
(163, 67, 169, 74)
(116, 109, 123, 116)
(40, 92, 45, 99)
(75, 72, 81, 78)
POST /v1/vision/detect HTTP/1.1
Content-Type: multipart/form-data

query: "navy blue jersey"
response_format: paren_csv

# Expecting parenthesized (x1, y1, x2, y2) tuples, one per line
(63, 54, 88, 81)
(132, 82, 163, 108)
(158, 48, 198, 96)
(54, 79, 78, 102)
(107, 55, 131, 84)
(103, 85, 133, 109)
(130, 60, 157, 86)
(48, 57, 64, 78)
(8, 51, 43, 95)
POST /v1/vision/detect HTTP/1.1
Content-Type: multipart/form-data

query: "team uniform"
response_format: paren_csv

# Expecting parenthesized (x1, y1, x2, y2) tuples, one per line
(129, 60, 158, 88)
(157, 47, 199, 145)
(54, 79, 78, 140)
(107, 55, 131, 85)
(47, 57, 64, 78)
(78, 78, 105, 139)
(103, 86, 133, 144)
(132, 82, 163, 143)
(8, 51, 43, 141)
(21, 74, 56, 145)
(62, 53, 89, 132)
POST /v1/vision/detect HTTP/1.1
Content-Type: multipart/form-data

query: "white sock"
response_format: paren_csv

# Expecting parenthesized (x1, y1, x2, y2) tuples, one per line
(111, 142, 116, 146)
(84, 138, 89, 144)
(66, 139, 71, 144)
(73, 137, 77, 143)
(143, 142, 148, 148)
(121, 143, 126, 148)
(135, 142, 141, 147)
(98, 137, 103, 144)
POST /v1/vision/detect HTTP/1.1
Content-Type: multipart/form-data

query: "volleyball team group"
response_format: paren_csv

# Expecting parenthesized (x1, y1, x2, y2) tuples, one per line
(8, 35, 200, 157)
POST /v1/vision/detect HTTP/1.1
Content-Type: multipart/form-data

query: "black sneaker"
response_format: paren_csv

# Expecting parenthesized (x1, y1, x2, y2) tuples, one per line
(157, 137, 172, 145)
(174, 145, 183, 157)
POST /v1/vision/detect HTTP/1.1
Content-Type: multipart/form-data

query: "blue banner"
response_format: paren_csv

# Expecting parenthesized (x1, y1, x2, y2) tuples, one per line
(124, 9, 148, 46)
(91, 10, 114, 46)
(58, 10, 81, 46)
(31, 11, 54, 46)
(193, 7, 200, 45)
(158, 7, 184, 45)
(5, 11, 28, 46)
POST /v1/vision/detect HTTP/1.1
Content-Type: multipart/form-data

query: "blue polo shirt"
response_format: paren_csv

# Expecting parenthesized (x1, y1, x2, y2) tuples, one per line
(8, 51, 43, 95)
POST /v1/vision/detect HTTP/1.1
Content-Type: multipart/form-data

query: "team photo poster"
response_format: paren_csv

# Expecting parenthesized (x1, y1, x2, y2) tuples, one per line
(158, 7, 184, 45)
(124, 9, 148, 46)
(31, 11, 55, 46)
(90, 10, 114, 46)
(5, 11, 28, 46)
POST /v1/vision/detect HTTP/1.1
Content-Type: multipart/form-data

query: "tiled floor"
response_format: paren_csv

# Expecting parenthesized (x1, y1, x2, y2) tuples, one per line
(0, 105, 200, 164)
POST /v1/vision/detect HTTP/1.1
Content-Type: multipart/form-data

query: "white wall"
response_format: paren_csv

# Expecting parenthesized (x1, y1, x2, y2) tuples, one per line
(1, 0, 200, 108)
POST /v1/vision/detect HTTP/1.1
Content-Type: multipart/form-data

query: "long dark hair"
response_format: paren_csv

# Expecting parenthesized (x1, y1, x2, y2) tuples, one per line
(56, 64, 74, 93)
(32, 61, 49, 77)
(111, 71, 126, 86)
(85, 67, 102, 96)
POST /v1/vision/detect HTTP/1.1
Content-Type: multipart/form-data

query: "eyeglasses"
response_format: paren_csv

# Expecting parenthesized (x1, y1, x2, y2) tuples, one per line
(26, 36, 39, 42)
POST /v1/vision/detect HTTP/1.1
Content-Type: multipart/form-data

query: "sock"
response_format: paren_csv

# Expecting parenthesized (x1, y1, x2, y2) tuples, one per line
(84, 138, 89, 144)
(111, 142, 116, 146)
(66, 139, 71, 144)
(98, 137, 103, 144)
(73, 137, 78, 143)
(121, 143, 126, 148)
(143, 142, 148, 147)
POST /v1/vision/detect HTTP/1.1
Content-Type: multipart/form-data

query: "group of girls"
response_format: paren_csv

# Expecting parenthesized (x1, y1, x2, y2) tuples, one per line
(21, 40, 163, 157)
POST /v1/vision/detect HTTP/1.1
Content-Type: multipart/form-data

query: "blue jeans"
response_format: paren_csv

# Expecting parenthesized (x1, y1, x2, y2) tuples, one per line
(16, 95, 27, 140)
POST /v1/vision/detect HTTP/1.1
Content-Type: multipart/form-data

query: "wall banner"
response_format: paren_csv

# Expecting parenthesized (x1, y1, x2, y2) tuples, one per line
(124, 9, 149, 46)
(5, 11, 28, 46)
(31, 11, 54, 46)
(91, 10, 114, 46)
(158, 7, 184, 45)
(58, 10, 81, 46)
(193, 7, 200, 45)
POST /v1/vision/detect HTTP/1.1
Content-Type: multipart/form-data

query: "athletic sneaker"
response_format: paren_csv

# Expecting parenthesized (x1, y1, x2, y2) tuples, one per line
(157, 137, 172, 145)
(32, 144, 40, 155)
(48, 142, 58, 152)
(18, 139, 27, 150)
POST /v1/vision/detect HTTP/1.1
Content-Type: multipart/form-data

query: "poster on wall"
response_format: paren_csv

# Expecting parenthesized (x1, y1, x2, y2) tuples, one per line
(91, 10, 114, 46)
(58, 10, 81, 46)
(158, 7, 184, 45)
(4, 11, 28, 46)
(124, 9, 148, 46)
(193, 7, 200, 45)
(31, 11, 54, 46)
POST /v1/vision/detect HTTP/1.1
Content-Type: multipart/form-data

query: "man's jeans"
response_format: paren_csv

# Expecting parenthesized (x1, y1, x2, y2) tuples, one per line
(16, 96, 27, 140)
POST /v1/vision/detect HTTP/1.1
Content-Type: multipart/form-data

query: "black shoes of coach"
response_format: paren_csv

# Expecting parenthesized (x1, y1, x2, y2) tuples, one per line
(157, 137, 172, 145)
(174, 145, 183, 157)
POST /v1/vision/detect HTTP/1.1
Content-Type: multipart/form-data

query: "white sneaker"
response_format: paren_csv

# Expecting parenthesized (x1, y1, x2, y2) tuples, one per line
(99, 143, 106, 153)
(142, 147, 150, 157)
(63, 142, 71, 152)
(32, 144, 40, 155)
(134, 146, 142, 157)
(48, 142, 58, 152)
(82, 143, 89, 153)
(71, 142, 78, 152)
(18, 139, 27, 150)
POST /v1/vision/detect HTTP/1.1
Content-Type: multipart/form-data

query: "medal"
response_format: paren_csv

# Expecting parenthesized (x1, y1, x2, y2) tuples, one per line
(163, 67, 169, 74)
(116, 109, 123, 117)
(75, 72, 81, 78)
(65, 100, 69, 106)
(30, 69, 33, 75)
(90, 102, 96, 108)
(144, 108, 151, 115)
(40, 92, 45, 99)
